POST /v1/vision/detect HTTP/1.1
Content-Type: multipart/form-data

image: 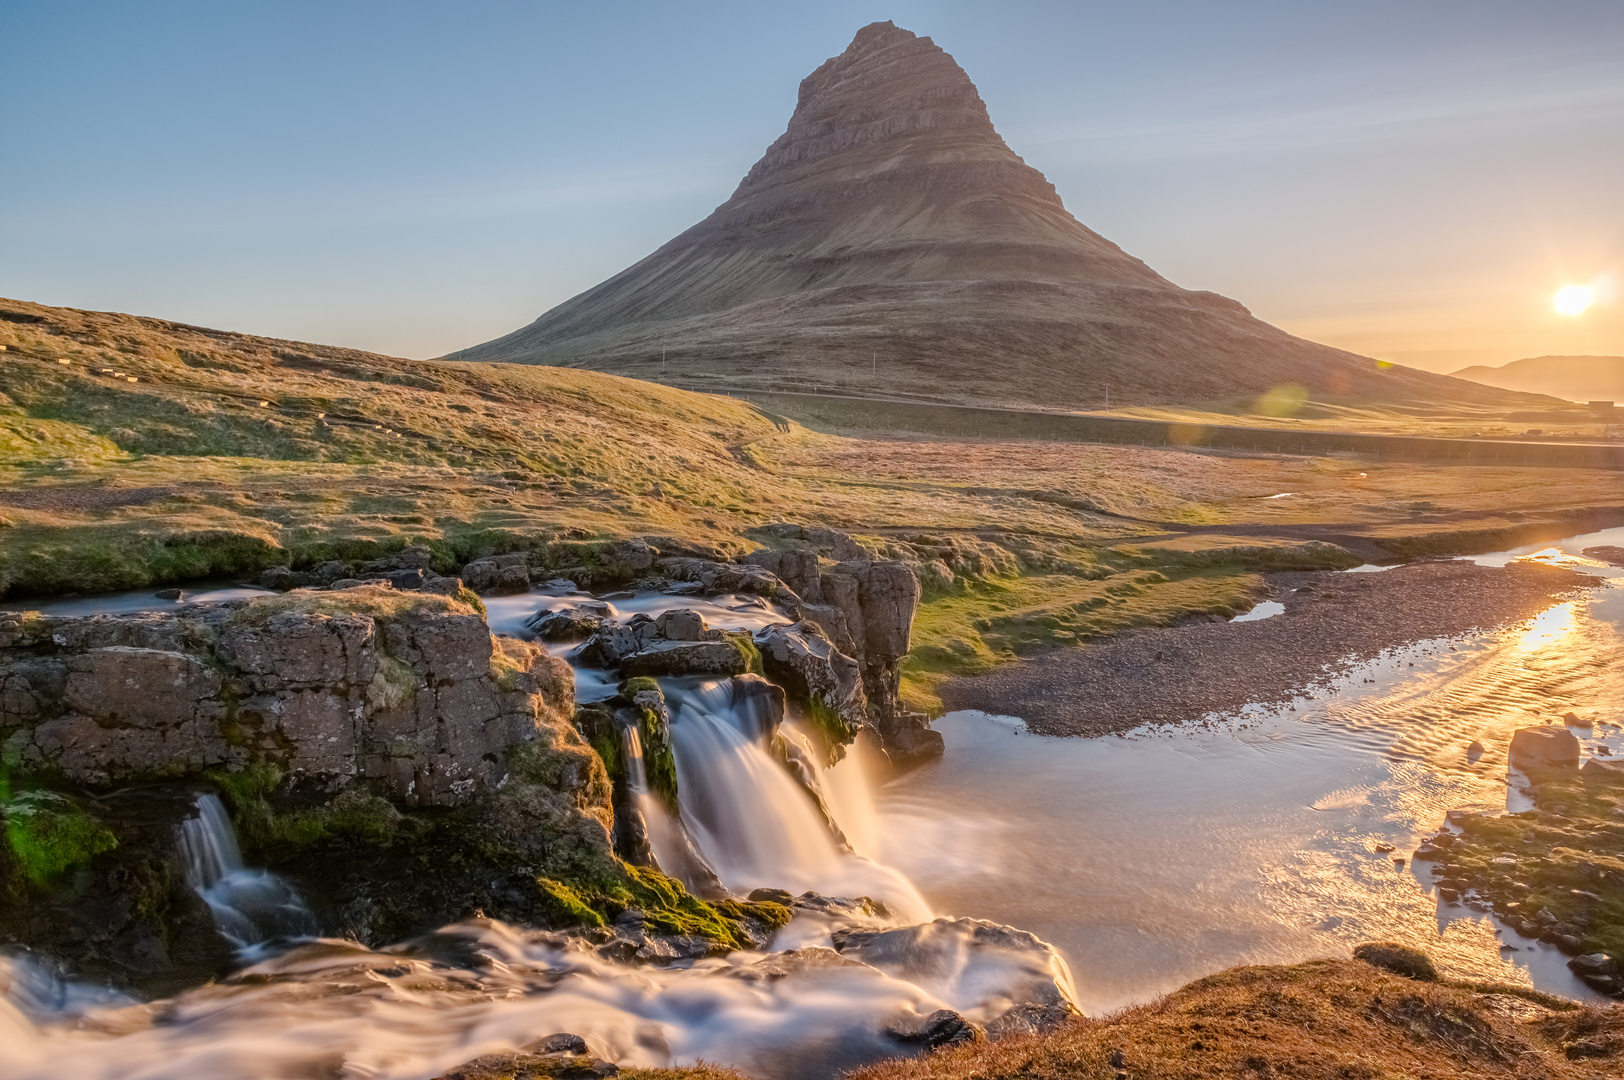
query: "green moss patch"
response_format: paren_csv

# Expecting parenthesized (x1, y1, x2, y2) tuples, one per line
(1434, 763, 1624, 963)
(537, 864, 791, 950)
(1, 784, 118, 887)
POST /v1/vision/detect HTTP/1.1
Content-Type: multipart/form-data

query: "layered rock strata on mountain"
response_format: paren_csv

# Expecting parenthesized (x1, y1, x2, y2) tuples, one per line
(449, 21, 1531, 411)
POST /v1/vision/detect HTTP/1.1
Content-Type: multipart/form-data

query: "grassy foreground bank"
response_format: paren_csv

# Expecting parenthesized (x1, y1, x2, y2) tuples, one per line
(851, 957, 1624, 1080)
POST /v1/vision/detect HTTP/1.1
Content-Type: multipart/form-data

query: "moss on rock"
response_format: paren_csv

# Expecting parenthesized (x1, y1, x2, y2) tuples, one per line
(1, 783, 118, 887)
(537, 863, 792, 950)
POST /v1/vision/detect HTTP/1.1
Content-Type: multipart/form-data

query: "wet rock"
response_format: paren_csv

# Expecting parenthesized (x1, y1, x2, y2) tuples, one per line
(870, 711, 943, 768)
(619, 640, 752, 678)
(728, 673, 787, 743)
(985, 1002, 1075, 1039)
(1352, 941, 1439, 981)
(579, 617, 659, 667)
(792, 891, 895, 923)
(590, 919, 713, 965)
(831, 917, 1074, 1010)
(529, 609, 603, 642)
(757, 623, 867, 728)
(887, 1009, 983, 1051)
(748, 887, 796, 906)
(1569, 952, 1619, 977)
(653, 608, 723, 642)
(1508, 725, 1580, 768)
(656, 557, 780, 596)
(154, 588, 184, 601)
(431, 1050, 618, 1080)
(462, 558, 531, 596)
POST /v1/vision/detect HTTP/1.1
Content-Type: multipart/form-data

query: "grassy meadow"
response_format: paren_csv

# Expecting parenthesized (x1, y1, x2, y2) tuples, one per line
(4, 295, 1623, 710)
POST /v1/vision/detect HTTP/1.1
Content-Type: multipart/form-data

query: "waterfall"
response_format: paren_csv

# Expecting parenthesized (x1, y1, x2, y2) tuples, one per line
(621, 722, 728, 893)
(177, 794, 317, 957)
(662, 680, 929, 920)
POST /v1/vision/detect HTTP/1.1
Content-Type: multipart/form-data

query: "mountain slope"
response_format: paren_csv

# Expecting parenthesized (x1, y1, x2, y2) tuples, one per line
(448, 22, 1534, 412)
(1451, 355, 1624, 403)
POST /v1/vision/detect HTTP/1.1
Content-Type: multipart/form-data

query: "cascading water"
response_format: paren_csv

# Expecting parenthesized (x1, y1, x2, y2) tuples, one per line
(621, 722, 725, 891)
(662, 679, 929, 919)
(0, 587, 1079, 1080)
(177, 793, 317, 957)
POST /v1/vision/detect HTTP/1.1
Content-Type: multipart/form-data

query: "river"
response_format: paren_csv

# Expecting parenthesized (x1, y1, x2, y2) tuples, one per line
(2, 528, 1620, 1077)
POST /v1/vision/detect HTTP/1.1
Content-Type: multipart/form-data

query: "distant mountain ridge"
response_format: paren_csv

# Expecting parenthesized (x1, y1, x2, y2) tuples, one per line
(1450, 355, 1624, 403)
(447, 22, 1535, 412)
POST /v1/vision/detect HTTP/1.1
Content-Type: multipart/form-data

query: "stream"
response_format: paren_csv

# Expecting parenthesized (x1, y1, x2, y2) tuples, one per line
(2, 527, 1622, 1077)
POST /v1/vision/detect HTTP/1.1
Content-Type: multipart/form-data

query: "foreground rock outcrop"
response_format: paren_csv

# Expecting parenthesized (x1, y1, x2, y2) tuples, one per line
(447, 22, 1534, 413)
(1, 588, 574, 806)
(0, 590, 628, 988)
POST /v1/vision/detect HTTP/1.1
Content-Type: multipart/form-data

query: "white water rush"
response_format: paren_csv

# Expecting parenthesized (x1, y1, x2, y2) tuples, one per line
(177, 793, 317, 958)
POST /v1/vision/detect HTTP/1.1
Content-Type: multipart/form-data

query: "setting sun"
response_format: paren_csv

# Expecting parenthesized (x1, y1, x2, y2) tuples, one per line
(1553, 284, 1594, 316)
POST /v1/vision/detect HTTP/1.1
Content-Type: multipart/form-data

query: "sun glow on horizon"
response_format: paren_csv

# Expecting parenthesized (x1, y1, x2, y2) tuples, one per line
(1553, 284, 1594, 316)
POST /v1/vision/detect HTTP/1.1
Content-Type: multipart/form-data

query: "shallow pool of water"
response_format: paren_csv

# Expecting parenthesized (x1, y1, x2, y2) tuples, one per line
(873, 548, 1624, 1013)
(1, 583, 273, 617)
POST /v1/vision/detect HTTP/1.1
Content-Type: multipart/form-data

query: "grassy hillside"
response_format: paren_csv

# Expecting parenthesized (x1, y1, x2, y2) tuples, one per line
(851, 957, 1624, 1080)
(5, 296, 1623, 709)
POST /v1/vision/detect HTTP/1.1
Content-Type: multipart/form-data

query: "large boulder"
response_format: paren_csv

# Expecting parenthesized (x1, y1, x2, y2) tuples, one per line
(1509, 725, 1581, 768)
(618, 640, 753, 678)
(461, 554, 532, 595)
(757, 623, 868, 730)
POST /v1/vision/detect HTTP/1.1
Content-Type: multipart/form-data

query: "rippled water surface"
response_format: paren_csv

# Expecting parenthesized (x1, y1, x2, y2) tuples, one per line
(873, 527, 1624, 1013)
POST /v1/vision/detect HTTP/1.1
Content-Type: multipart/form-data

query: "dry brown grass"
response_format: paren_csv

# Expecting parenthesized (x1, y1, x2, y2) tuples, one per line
(5, 295, 1623, 700)
(849, 959, 1624, 1080)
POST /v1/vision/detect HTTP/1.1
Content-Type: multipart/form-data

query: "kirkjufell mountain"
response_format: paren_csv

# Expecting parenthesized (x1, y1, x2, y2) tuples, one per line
(449, 22, 1529, 410)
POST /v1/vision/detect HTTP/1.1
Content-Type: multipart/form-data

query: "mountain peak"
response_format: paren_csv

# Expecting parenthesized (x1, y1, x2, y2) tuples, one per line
(737, 21, 1016, 197)
(447, 24, 1530, 413)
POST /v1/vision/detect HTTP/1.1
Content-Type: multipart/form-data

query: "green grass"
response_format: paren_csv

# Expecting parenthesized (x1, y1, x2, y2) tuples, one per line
(897, 537, 1360, 711)
(1439, 764, 1624, 961)
(6, 293, 1621, 694)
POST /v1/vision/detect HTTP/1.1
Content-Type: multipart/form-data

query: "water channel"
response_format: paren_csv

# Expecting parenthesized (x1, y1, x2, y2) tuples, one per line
(2, 528, 1621, 1077)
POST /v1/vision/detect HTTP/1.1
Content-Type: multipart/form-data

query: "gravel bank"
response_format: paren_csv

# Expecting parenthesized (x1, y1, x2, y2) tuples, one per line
(940, 560, 1602, 736)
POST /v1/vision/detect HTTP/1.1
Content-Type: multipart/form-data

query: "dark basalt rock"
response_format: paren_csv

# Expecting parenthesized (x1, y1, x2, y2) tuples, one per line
(887, 1008, 983, 1051)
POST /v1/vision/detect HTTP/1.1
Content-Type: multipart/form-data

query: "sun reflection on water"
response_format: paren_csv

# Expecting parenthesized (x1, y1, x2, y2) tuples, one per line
(1516, 600, 1580, 653)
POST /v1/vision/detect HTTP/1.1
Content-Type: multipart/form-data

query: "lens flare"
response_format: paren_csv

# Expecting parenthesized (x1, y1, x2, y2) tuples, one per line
(1553, 284, 1593, 316)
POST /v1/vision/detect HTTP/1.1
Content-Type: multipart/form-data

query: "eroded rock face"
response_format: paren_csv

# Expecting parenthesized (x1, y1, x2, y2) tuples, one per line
(0, 597, 578, 807)
(758, 623, 868, 729)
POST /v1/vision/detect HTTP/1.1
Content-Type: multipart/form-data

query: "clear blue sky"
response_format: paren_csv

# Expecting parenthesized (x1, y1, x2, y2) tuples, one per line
(3, 1, 1621, 370)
